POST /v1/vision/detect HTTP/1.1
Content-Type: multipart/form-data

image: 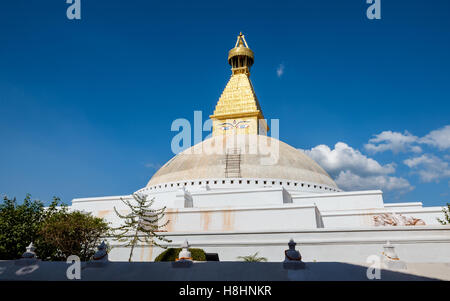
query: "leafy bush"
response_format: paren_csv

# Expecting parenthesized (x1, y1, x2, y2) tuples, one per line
(154, 248, 206, 262)
(38, 209, 110, 261)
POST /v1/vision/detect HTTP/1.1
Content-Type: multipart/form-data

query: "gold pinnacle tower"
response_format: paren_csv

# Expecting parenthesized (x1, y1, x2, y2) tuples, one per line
(210, 33, 268, 136)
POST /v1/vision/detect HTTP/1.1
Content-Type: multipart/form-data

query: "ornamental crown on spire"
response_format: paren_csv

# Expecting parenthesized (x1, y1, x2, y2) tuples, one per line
(228, 32, 255, 75)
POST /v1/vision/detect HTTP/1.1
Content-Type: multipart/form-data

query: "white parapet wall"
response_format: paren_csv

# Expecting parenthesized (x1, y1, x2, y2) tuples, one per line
(72, 196, 322, 232)
(291, 190, 385, 211)
(162, 204, 321, 232)
(190, 187, 293, 208)
(106, 226, 450, 263)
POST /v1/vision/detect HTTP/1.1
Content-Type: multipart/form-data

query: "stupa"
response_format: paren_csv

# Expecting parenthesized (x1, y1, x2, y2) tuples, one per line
(71, 33, 450, 263)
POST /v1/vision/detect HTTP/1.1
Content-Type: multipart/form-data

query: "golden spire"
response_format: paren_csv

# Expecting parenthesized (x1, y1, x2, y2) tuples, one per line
(210, 33, 268, 136)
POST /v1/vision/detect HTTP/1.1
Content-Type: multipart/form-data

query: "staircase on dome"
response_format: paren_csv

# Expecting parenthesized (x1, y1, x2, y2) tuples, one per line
(225, 148, 242, 178)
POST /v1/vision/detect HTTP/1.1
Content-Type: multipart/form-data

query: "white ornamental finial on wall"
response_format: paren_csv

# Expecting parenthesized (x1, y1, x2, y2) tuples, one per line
(21, 242, 36, 259)
(177, 240, 192, 261)
(382, 241, 407, 270)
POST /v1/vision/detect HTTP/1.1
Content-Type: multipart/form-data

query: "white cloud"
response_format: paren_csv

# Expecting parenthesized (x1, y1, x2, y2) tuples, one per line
(335, 171, 414, 192)
(364, 130, 421, 154)
(419, 125, 450, 150)
(403, 154, 450, 182)
(365, 125, 450, 154)
(304, 142, 412, 192)
(305, 142, 395, 178)
(307, 126, 450, 192)
(276, 64, 284, 78)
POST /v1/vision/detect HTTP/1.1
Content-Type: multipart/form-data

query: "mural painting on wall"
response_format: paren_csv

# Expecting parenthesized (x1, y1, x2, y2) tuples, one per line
(373, 213, 426, 226)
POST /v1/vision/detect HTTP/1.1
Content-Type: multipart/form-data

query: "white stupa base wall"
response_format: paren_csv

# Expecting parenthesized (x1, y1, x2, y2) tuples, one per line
(71, 187, 446, 231)
(70, 184, 450, 263)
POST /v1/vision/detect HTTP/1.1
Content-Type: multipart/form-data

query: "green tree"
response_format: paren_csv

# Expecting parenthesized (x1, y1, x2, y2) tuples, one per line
(0, 194, 60, 260)
(437, 203, 450, 225)
(0, 194, 110, 261)
(237, 252, 268, 262)
(112, 193, 171, 262)
(37, 208, 110, 261)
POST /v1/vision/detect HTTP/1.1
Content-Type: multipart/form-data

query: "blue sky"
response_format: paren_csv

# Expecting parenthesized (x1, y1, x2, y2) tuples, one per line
(0, 0, 449, 206)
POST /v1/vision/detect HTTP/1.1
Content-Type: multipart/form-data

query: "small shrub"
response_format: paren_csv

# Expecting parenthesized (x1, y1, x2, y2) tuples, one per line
(154, 248, 206, 262)
(237, 252, 267, 262)
(437, 203, 450, 225)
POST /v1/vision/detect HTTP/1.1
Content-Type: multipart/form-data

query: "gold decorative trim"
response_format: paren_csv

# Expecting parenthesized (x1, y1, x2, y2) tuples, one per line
(210, 111, 261, 120)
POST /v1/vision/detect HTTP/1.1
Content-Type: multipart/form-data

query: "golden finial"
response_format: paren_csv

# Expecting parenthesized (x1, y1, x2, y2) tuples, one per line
(235, 32, 249, 48)
(228, 32, 254, 75)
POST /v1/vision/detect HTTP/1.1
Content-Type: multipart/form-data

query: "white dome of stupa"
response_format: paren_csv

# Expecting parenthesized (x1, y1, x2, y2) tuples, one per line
(146, 134, 338, 192)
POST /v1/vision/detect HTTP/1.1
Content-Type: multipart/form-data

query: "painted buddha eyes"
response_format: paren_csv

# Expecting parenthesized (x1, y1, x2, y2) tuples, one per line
(219, 121, 250, 130)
